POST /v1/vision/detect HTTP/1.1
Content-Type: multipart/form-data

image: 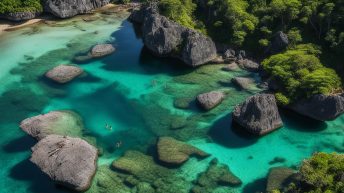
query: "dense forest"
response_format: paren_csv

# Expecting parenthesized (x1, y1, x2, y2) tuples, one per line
(0, 0, 42, 13)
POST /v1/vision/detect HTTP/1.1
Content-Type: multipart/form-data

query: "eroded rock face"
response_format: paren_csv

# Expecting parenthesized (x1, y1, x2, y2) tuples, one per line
(289, 94, 344, 121)
(44, 0, 110, 18)
(20, 110, 84, 140)
(197, 91, 225, 110)
(0, 12, 40, 21)
(90, 44, 115, 58)
(157, 137, 209, 165)
(30, 135, 98, 191)
(45, 65, 83, 83)
(232, 94, 283, 135)
(133, 5, 217, 67)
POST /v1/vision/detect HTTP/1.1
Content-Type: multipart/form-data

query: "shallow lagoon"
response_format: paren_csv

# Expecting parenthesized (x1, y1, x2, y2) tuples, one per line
(0, 10, 343, 193)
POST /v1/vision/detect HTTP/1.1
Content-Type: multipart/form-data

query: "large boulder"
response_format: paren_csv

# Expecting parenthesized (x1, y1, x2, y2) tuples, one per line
(44, 0, 110, 18)
(30, 135, 98, 191)
(20, 110, 84, 140)
(232, 94, 283, 135)
(157, 137, 209, 165)
(237, 59, 260, 72)
(197, 91, 225, 110)
(0, 12, 40, 21)
(136, 6, 217, 67)
(289, 94, 344, 121)
(45, 65, 83, 83)
(267, 31, 289, 54)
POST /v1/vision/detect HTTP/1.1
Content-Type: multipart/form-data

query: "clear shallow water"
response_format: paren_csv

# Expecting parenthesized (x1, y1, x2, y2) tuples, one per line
(0, 11, 343, 193)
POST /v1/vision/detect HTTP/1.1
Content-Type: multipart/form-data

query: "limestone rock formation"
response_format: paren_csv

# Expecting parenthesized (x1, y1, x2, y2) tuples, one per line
(45, 64, 83, 83)
(232, 94, 283, 135)
(157, 137, 209, 165)
(20, 110, 84, 140)
(30, 135, 98, 191)
(44, 0, 110, 18)
(197, 91, 225, 110)
(289, 93, 344, 121)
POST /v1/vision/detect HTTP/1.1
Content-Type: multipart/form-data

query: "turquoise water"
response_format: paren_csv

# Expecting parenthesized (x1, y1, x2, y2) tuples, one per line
(0, 11, 343, 193)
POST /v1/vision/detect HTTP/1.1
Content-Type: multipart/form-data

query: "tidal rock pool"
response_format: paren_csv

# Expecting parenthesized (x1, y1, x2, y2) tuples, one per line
(0, 10, 343, 193)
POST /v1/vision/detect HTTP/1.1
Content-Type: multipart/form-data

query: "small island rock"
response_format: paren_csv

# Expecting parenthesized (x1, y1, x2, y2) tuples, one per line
(20, 110, 84, 140)
(232, 94, 283, 135)
(197, 91, 225, 110)
(90, 44, 115, 58)
(45, 65, 83, 83)
(231, 77, 255, 90)
(157, 137, 209, 165)
(30, 135, 98, 191)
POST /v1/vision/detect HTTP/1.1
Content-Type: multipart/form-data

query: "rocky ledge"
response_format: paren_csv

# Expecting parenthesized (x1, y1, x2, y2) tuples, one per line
(232, 94, 283, 135)
(45, 64, 83, 83)
(130, 5, 217, 67)
(157, 137, 209, 166)
(44, 0, 110, 18)
(20, 110, 84, 140)
(30, 135, 98, 191)
(197, 91, 225, 110)
(289, 93, 344, 121)
(0, 12, 40, 21)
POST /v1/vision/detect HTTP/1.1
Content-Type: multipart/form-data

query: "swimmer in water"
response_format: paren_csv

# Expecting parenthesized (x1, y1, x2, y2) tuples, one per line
(115, 141, 122, 148)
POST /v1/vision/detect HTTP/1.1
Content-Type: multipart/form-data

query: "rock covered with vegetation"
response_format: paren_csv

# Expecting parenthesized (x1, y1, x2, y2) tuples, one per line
(232, 94, 283, 135)
(45, 64, 84, 83)
(20, 110, 84, 140)
(157, 137, 209, 165)
(44, 0, 110, 18)
(196, 91, 225, 110)
(266, 167, 297, 192)
(192, 158, 242, 193)
(0, 0, 42, 21)
(30, 135, 98, 191)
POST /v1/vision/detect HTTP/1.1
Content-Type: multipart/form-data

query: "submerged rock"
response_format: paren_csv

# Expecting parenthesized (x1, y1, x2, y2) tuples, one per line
(45, 64, 83, 83)
(30, 135, 98, 191)
(289, 94, 344, 121)
(44, 0, 110, 18)
(173, 97, 193, 109)
(133, 5, 217, 67)
(266, 167, 296, 192)
(90, 44, 116, 58)
(192, 159, 242, 193)
(197, 91, 225, 110)
(222, 62, 239, 71)
(20, 110, 84, 140)
(157, 137, 209, 165)
(232, 94, 283, 135)
(231, 77, 255, 90)
(0, 12, 40, 21)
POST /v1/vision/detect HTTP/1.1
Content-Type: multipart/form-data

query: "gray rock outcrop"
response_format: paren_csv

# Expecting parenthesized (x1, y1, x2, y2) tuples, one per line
(232, 94, 283, 135)
(197, 91, 225, 110)
(0, 12, 40, 21)
(237, 59, 260, 72)
(30, 135, 98, 191)
(45, 65, 83, 83)
(44, 0, 110, 18)
(90, 44, 115, 58)
(131, 5, 217, 67)
(20, 110, 84, 140)
(267, 31, 289, 54)
(289, 94, 344, 121)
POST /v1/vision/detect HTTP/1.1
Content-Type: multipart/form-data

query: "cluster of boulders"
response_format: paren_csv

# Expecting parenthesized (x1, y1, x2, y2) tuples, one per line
(20, 111, 98, 191)
(1, 0, 110, 21)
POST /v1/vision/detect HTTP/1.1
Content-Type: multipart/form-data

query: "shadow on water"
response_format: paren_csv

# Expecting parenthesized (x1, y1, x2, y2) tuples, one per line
(242, 177, 267, 193)
(208, 113, 258, 148)
(3, 135, 35, 153)
(10, 159, 73, 193)
(280, 108, 328, 132)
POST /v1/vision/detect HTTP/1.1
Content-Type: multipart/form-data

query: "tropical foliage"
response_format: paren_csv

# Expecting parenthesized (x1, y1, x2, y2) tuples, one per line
(0, 0, 42, 14)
